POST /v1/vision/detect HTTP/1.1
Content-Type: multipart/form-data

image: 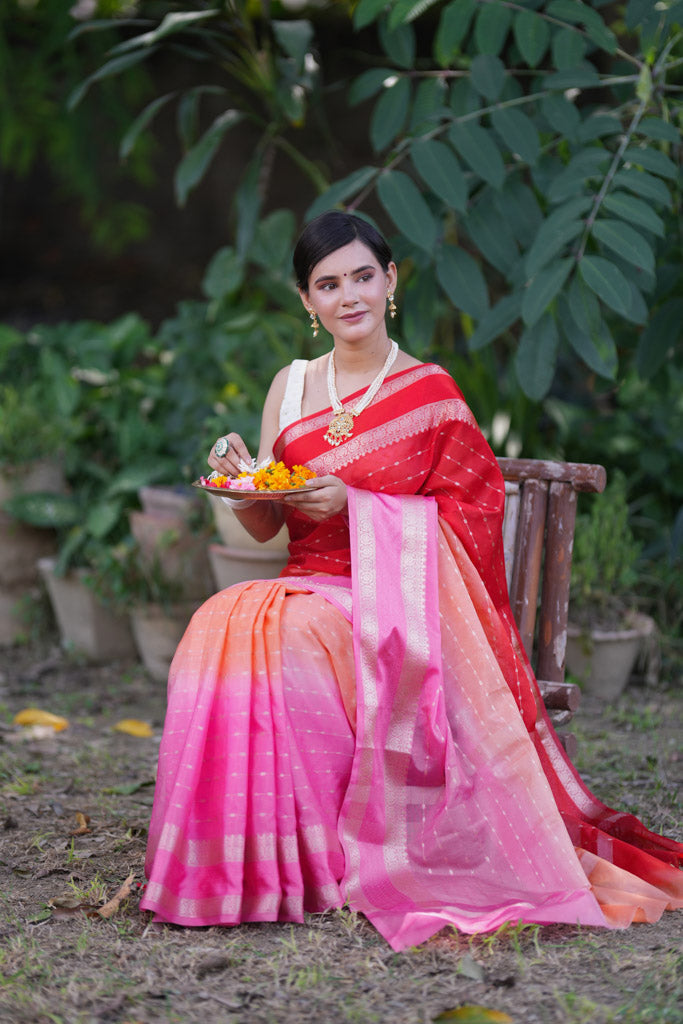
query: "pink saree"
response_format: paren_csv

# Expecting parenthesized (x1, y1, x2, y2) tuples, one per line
(141, 364, 682, 949)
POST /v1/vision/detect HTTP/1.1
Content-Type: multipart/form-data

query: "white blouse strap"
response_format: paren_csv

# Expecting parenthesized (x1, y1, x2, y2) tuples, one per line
(279, 359, 308, 432)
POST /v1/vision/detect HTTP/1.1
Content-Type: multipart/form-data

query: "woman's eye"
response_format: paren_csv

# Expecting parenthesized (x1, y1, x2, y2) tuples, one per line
(358, 273, 373, 282)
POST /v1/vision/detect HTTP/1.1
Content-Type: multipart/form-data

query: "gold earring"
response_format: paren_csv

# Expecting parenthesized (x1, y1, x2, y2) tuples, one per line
(308, 308, 319, 337)
(388, 292, 397, 319)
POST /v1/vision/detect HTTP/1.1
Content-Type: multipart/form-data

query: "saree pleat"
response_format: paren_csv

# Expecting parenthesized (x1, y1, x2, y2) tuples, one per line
(142, 363, 681, 946)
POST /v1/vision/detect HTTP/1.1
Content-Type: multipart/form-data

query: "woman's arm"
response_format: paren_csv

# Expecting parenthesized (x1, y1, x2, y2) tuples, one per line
(207, 367, 290, 543)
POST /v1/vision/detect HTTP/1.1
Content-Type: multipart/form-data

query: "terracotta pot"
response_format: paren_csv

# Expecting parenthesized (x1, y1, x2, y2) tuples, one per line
(0, 584, 33, 646)
(211, 498, 288, 553)
(566, 612, 655, 701)
(129, 601, 199, 682)
(129, 510, 213, 601)
(0, 459, 68, 504)
(208, 543, 289, 591)
(38, 557, 137, 662)
(138, 485, 201, 519)
(0, 510, 57, 586)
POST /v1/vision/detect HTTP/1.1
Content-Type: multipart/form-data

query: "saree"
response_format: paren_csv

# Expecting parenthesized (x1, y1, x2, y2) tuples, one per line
(141, 364, 682, 949)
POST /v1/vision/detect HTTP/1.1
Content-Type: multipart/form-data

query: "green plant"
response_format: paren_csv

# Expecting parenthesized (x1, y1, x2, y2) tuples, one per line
(570, 471, 643, 628)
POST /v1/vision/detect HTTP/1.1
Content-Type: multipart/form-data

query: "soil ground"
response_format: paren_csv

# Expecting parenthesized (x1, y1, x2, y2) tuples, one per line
(0, 635, 681, 1024)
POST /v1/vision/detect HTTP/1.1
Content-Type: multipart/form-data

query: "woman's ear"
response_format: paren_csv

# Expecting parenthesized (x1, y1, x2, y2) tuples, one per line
(386, 261, 398, 294)
(298, 287, 312, 314)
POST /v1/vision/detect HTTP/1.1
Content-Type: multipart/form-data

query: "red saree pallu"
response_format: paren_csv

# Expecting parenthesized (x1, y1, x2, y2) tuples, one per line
(141, 364, 682, 947)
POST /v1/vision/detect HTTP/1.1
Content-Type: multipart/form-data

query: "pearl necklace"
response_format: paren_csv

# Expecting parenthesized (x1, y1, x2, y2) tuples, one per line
(324, 340, 399, 446)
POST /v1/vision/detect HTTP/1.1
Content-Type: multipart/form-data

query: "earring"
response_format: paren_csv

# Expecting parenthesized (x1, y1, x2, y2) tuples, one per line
(388, 292, 397, 319)
(308, 308, 319, 337)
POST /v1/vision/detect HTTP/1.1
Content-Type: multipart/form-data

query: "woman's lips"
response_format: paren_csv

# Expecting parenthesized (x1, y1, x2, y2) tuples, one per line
(340, 311, 366, 322)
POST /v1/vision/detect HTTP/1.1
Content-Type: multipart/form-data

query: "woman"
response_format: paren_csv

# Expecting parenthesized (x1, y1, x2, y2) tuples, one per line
(141, 212, 682, 950)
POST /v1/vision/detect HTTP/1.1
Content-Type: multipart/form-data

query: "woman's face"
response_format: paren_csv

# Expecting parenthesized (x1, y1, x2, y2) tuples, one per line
(300, 239, 397, 345)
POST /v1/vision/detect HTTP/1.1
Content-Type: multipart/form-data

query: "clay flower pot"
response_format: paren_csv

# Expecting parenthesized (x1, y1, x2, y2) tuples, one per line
(566, 611, 656, 701)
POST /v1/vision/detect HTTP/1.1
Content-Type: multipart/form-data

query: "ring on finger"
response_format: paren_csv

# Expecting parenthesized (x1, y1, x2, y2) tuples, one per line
(215, 436, 231, 458)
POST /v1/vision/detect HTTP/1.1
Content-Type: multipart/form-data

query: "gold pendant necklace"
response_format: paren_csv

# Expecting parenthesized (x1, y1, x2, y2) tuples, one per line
(324, 340, 398, 447)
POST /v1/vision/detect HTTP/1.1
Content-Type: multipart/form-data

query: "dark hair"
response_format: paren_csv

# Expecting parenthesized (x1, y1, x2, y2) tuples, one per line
(293, 211, 392, 291)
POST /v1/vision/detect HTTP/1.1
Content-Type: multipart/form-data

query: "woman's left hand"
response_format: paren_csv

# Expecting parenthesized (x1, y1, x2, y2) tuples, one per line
(281, 475, 347, 521)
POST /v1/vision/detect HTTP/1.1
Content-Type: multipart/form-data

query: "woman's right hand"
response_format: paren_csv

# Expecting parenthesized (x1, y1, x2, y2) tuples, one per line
(207, 432, 252, 478)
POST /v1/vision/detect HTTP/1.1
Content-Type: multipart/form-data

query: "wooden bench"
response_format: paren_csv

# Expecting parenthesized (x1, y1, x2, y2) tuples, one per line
(498, 457, 607, 755)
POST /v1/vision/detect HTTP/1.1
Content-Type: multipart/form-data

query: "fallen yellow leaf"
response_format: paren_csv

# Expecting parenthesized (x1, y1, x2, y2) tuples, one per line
(13, 708, 69, 732)
(433, 1007, 513, 1023)
(113, 719, 153, 738)
(97, 872, 136, 919)
(70, 812, 91, 836)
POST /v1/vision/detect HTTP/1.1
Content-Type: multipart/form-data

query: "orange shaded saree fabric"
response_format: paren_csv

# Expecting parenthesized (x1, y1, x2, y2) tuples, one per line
(141, 364, 682, 947)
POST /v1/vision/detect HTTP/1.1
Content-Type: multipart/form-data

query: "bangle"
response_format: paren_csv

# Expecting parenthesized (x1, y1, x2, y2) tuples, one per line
(221, 495, 256, 510)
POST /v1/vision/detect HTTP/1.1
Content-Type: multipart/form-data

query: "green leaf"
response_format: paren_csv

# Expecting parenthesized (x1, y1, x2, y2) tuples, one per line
(542, 66, 601, 90)
(108, 10, 217, 53)
(625, 281, 648, 326)
(68, 49, 155, 110)
(468, 293, 522, 350)
(353, 0, 388, 29)
(546, 0, 617, 52)
(376, 170, 437, 252)
(465, 194, 519, 277)
(409, 78, 448, 132)
(637, 62, 654, 102)
(551, 27, 586, 68)
(250, 210, 296, 272)
(388, 0, 441, 28)
(636, 298, 683, 378)
(622, 146, 678, 181)
(410, 139, 467, 211)
(434, 1006, 513, 1023)
(540, 95, 580, 140)
(470, 54, 505, 101)
(119, 92, 177, 160)
(515, 313, 559, 400)
(560, 296, 617, 379)
(434, 0, 476, 66)
(494, 179, 543, 249)
(449, 122, 505, 190)
(579, 256, 631, 316)
(568, 274, 601, 336)
(602, 192, 664, 237)
(547, 148, 609, 203)
(475, 2, 513, 56)
(592, 218, 655, 275)
(272, 19, 313, 68)
(378, 19, 416, 69)
(349, 68, 395, 106)
(522, 259, 573, 327)
(491, 107, 540, 165)
(174, 110, 243, 207)
(305, 166, 377, 220)
(578, 114, 621, 143)
(513, 10, 550, 67)
(612, 169, 672, 208)
(524, 218, 583, 278)
(638, 116, 681, 144)
(86, 501, 122, 540)
(202, 247, 244, 302)
(2, 492, 79, 529)
(435, 245, 489, 319)
(105, 462, 171, 498)
(370, 77, 411, 151)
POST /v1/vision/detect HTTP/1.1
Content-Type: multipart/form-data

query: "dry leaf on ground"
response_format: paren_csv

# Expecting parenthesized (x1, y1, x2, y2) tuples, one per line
(13, 708, 69, 732)
(69, 812, 91, 836)
(97, 871, 136, 919)
(113, 719, 153, 737)
(434, 1007, 514, 1023)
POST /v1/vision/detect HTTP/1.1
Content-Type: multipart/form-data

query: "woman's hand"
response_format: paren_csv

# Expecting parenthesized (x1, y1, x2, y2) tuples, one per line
(207, 432, 252, 477)
(282, 475, 347, 522)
